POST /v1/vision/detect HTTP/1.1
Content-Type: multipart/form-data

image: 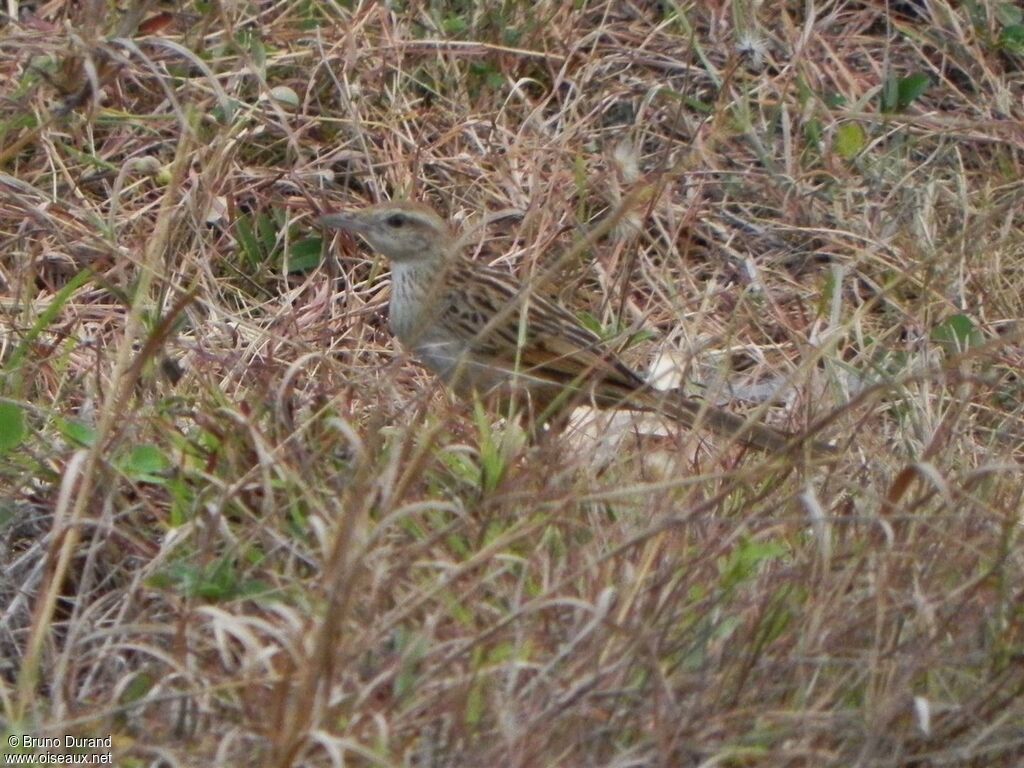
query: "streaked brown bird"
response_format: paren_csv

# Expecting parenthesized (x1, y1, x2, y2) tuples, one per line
(320, 201, 831, 455)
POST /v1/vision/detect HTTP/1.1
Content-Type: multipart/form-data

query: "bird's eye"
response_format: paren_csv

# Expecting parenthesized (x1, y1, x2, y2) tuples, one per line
(386, 214, 406, 228)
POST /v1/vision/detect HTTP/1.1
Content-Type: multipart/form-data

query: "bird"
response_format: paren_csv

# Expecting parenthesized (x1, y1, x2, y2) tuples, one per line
(319, 200, 832, 455)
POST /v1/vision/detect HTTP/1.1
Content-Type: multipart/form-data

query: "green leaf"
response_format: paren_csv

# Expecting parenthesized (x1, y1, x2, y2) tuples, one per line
(283, 238, 323, 273)
(57, 417, 97, 448)
(118, 672, 155, 705)
(804, 118, 822, 144)
(234, 213, 261, 267)
(719, 537, 787, 591)
(824, 91, 847, 108)
(1000, 25, 1024, 54)
(576, 311, 604, 337)
(881, 72, 931, 112)
(210, 97, 243, 125)
(4, 268, 93, 386)
(250, 34, 267, 72)
(149, 558, 267, 601)
(0, 401, 26, 454)
(834, 122, 866, 159)
(472, 399, 522, 493)
(880, 76, 899, 112)
(997, 3, 1023, 25)
(268, 85, 299, 109)
(681, 94, 713, 113)
(897, 72, 931, 110)
(465, 666, 486, 725)
(438, 447, 480, 487)
(121, 444, 171, 482)
(441, 15, 468, 35)
(256, 212, 279, 255)
(931, 314, 984, 353)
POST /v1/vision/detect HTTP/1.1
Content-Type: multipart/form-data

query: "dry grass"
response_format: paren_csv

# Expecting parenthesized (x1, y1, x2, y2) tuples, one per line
(2, 1, 1023, 766)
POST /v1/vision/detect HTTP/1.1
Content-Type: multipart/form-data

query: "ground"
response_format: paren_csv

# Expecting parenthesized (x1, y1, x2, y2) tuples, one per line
(1, 1, 1023, 766)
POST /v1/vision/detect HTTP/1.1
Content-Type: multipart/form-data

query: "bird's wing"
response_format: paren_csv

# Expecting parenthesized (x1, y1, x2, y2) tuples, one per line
(441, 261, 646, 392)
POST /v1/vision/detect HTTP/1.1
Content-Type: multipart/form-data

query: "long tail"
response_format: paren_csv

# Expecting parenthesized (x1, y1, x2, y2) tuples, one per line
(637, 389, 836, 457)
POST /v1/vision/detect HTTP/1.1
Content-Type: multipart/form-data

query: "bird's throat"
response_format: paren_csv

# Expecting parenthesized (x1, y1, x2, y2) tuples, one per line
(389, 261, 447, 344)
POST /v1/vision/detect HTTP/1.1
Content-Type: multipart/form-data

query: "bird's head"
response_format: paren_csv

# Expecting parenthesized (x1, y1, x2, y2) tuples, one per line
(319, 201, 454, 264)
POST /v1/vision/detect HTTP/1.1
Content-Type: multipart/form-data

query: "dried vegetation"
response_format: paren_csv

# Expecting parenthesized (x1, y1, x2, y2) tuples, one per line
(2, 1, 1024, 765)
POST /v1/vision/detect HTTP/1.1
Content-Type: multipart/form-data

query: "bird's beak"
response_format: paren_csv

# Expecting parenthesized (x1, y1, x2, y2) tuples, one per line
(318, 211, 366, 233)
